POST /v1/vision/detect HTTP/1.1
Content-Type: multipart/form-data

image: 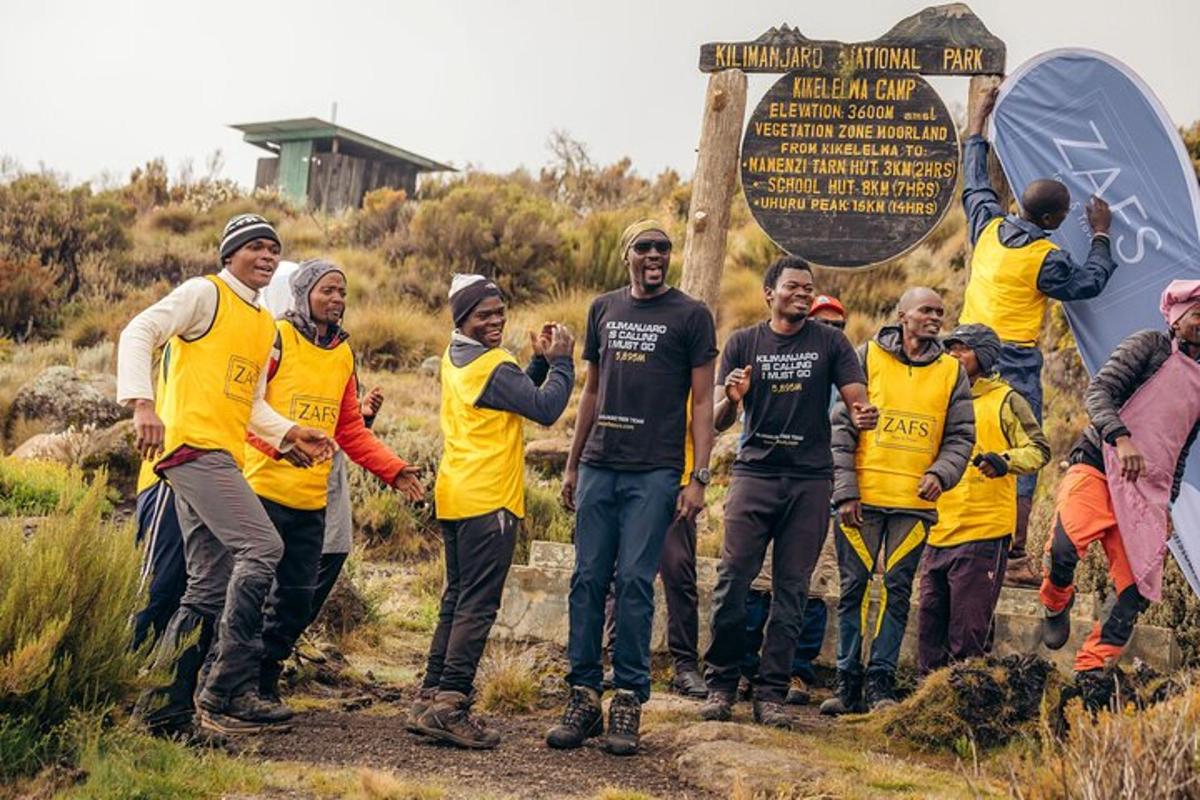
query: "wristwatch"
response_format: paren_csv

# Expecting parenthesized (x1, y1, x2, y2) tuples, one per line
(691, 468, 712, 486)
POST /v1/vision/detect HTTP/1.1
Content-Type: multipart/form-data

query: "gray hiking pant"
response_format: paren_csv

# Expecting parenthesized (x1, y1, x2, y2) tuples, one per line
(165, 450, 283, 700)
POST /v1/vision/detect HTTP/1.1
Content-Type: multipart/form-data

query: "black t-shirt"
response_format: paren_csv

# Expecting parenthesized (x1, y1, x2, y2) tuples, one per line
(581, 287, 718, 471)
(718, 320, 863, 477)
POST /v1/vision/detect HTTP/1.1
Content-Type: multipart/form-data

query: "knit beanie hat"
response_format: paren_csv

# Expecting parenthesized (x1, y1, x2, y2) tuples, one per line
(220, 213, 280, 263)
(449, 273, 503, 329)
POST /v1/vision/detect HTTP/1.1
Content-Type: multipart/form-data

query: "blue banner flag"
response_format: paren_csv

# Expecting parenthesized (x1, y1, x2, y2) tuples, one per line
(990, 49, 1200, 594)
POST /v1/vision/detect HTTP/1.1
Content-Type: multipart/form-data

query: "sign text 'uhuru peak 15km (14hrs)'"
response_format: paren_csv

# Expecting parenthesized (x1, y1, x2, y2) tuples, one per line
(741, 71, 959, 268)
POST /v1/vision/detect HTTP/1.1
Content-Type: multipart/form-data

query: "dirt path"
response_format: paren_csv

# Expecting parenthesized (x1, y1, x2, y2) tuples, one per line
(246, 694, 721, 800)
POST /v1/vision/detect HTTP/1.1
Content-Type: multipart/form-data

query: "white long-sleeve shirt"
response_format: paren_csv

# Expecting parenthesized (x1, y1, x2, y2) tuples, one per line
(116, 269, 294, 448)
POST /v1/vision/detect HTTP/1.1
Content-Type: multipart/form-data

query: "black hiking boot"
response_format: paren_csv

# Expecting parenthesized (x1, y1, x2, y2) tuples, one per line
(1041, 592, 1075, 650)
(406, 686, 438, 735)
(819, 670, 865, 716)
(670, 668, 708, 700)
(603, 689, 642, 756)
(1073, 669, 1118, 712)
(259, 659, 285, 705)
(784, 676, 810, 706)
(197, 689, 293, 735)
(865, 671, 897, 712)
(546, 686, 603, 749)
(699, 690, 734, 721)
(414, 691, 501, 750)
(753, 699, 793, 730)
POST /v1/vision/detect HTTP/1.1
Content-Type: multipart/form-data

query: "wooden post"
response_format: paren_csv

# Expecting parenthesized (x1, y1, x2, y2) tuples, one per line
(681, 69, 747, 313)
(967, 74, 1013, 212)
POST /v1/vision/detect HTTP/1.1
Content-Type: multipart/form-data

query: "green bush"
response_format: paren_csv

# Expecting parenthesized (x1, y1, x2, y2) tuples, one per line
(0, 476, 145, 779)
(0, 256, 61, 340)
(0, 457, 90, 515)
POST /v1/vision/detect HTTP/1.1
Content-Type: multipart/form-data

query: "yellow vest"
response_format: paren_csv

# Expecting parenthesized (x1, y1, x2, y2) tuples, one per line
(158, 276, 276, 469)
(960, 217, 1057, 346)
(244, 320, 355, 510)
(929, 378, 1017, 547)
(435, 346, 526, 520)
(856, 342, 960, 510)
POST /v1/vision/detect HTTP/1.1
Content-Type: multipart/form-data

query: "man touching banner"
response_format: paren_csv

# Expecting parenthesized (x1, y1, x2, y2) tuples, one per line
(990, 49, 1200, 600)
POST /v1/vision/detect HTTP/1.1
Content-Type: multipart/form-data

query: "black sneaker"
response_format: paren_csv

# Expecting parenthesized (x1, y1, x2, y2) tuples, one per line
(818, 670, 865, 716)
(406, 687, 438, 735)
(603, 689, 641, 756)
(546, 686, 603, 749)
(752, 699, 793, 729)
(1041, 592, 1075, 650)
(670, 669, 708, 700)
(414, 691, 501, 750)
(699, 691, 734, 722)
(784, 677, 810, 706)
(865, 671, 897, 712)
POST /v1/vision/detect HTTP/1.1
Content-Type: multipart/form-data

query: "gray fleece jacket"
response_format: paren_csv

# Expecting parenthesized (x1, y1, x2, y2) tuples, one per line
(448, 334, 574, 426)
(831, 324, 975, 515)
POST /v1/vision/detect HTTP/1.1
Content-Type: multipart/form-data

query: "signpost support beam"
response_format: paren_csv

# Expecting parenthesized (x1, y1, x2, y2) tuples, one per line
(681, 69, 747, 312)
(967, 74, 1013, 211)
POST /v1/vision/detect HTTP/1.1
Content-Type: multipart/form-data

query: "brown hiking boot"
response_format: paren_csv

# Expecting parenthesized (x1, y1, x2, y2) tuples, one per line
(405, 687, 438, 735)
(414, 691, 500, 750)
(699, 691, 734, 722)
(1005, 555, 1042, 587)
(753, 699, 794, 729)
(784, 677, 810, 706)
(602, 689, 642, 756)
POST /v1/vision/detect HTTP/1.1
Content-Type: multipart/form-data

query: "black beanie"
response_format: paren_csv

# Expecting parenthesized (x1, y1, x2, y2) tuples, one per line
(220, 213, 280, 263)
(449, 274, 503, 329)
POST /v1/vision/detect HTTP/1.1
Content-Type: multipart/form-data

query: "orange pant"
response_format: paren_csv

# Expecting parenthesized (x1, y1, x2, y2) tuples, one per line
(1039, 464, 1144, 672)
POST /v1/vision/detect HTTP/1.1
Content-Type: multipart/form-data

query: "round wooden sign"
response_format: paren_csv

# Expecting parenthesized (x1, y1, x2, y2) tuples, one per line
(741, 70, 960, 268)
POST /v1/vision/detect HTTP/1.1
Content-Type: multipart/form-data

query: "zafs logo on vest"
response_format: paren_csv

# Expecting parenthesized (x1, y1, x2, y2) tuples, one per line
(224, 356, 261, 406)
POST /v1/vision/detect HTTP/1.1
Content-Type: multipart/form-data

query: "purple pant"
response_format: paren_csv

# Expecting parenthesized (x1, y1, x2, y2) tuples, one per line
(916, 537, 1008, 675)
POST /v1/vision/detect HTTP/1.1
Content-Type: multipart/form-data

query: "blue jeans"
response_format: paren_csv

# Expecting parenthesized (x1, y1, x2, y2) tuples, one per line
(566, 464, 680, 703)
(997, 344, 1043, 499)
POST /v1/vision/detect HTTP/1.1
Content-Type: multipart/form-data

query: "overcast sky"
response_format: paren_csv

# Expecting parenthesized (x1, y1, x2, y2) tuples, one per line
(2, 0, 1197, 188)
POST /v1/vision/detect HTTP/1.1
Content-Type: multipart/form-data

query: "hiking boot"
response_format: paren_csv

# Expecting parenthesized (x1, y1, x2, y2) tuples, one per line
(1041, 592, 1075, 650)
(753, 699, 793, 730)
(259, 659, 285, 705)
(819, 670, 864, 716)
(670, 668, 708, 700)
(784, 676, 810, 706)
(865, 671, 897, 712)
(699, 691, 734, 721)
(414, 691, 501, 750)
(405, 687, 438, 735)
(1004, 554, 1042, 587)
(546, 686, 603, 749)
(1074, 669, 1118, 712)
(198, 689, 293, 734)
(603, 689, 641, 756)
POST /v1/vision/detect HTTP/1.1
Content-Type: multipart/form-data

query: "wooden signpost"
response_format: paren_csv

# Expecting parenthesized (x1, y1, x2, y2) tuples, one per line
(681, 4, 1008, 302)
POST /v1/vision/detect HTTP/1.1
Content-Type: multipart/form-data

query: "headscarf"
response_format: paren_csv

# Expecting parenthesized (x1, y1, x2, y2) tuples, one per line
(943, 322, 1003, 375)
(283, 259, 346, 346)
(619, 219, 669, 257)
(449, 273, 503, 329)
(1160, 279, 1200, 327)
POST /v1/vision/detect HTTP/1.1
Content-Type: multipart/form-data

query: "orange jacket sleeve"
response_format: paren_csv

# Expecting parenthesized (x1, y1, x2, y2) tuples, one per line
(334, 374, 409, 485)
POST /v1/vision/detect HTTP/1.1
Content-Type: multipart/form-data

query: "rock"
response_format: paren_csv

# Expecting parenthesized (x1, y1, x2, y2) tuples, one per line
(525, 438, 570, 472)
(676, 739, 821, 796)
(80, 420, 139, 495)
(5, 366, 128, 437)
(674, 721, 774, 747)
(419, 356, 441, 378)
(11, 429, 93, 463)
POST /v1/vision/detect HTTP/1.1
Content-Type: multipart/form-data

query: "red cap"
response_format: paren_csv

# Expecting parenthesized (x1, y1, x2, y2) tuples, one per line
(810, 294, 845, 317)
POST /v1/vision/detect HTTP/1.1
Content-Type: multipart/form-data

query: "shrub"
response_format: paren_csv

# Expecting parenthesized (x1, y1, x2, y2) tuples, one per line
(0, 457, 90, 515)
(350, 302, 448, 370)
(517, 473, 574, 563)
(0, 477, 146, 779)
(350, 187, 412, 249)
(477, 644, 540, 714)
(146, 204, 198, 234)
(0, 256, 61, 340)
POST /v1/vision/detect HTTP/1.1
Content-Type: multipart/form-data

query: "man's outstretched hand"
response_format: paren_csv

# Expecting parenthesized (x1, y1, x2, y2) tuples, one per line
(393, 465, 425, 502)
(284, 426, 336, 467)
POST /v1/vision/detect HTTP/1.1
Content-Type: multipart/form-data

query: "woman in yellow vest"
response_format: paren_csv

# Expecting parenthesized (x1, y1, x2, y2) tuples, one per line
(915, 324, 1049, 675)
(244, 259, 424, 711)
(961, 87, 1116, 577)
(822, 287, 975, 715)
(119, 214, 335, 737)
(409, 274, 574, 750)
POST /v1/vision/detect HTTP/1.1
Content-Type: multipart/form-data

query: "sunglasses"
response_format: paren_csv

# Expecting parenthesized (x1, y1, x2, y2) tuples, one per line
(631, 240, 672, 255)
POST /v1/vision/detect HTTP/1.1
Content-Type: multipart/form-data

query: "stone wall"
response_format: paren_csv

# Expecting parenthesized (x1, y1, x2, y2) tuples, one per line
(493, 540, 1181, 673)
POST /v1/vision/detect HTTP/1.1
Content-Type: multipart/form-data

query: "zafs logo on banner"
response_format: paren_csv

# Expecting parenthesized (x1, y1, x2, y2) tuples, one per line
(990, 48, 1200, 594)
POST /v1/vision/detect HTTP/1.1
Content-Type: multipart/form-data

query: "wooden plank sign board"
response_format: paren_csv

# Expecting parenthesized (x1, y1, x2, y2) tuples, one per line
(741, 71, 959, 268)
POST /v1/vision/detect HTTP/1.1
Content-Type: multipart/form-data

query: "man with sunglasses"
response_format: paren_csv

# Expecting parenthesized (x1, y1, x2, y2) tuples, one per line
(700, 258, 872, 728)
(548, 220, 716, 756)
